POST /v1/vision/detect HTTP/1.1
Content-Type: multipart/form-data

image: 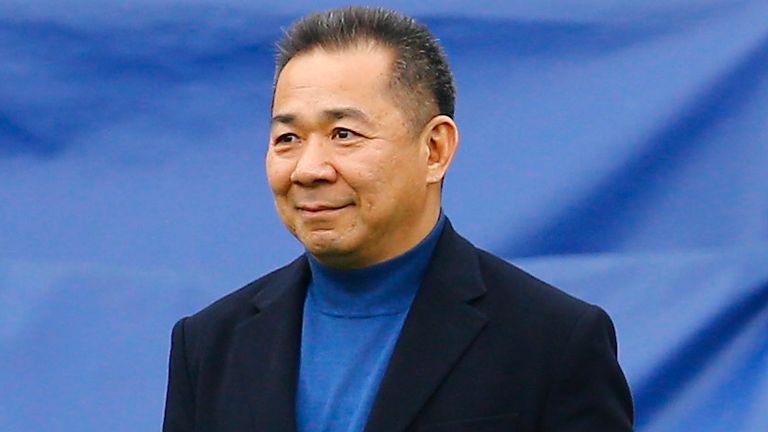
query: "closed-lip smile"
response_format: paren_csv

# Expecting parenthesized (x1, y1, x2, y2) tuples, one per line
(296, 203, 351, 213)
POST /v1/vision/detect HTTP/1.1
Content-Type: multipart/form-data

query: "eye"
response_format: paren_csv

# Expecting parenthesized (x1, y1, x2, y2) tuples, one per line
(332, 128, 358, 140)
(274, 133, 299, 145)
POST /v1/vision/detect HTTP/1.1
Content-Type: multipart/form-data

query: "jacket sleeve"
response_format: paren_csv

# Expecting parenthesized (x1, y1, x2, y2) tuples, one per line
(163, 317, 196, 432)
(541, 305, 635, 431)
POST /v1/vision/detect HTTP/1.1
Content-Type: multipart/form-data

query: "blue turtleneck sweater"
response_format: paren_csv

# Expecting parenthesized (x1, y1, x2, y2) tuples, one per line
(296, 215, 446, 432)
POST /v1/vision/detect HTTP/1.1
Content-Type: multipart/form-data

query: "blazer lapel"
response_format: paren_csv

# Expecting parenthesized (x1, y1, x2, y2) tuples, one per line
(228, 256, 310, 432)
(364, 223, 489, 432)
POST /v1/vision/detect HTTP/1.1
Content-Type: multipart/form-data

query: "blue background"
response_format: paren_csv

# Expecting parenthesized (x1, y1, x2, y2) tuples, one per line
(1, 1, 767, 430)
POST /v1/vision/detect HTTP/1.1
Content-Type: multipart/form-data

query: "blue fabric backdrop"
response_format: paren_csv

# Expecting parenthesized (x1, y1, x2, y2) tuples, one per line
(1, 1, 767, 431)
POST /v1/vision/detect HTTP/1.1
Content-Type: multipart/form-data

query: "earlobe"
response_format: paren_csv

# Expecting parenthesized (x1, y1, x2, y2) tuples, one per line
(423, 115, 459, 184)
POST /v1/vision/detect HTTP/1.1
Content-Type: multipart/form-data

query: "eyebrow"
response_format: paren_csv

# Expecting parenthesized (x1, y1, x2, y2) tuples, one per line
(271, 113, 296, 125)
(271, 107, 373, 127)
(323, 107, 371, 124)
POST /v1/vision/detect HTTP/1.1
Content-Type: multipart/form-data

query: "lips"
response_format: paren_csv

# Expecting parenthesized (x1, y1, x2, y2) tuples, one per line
(296, 203, 352, 213)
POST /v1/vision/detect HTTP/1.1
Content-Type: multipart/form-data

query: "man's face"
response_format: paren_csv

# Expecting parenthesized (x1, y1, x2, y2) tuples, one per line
(267, 44, 437, 269)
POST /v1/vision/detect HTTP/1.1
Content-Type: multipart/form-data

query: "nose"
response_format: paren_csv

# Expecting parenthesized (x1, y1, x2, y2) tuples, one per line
(290, 136, 337, 185)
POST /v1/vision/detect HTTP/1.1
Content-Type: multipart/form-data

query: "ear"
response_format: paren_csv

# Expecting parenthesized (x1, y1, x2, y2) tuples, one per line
(421, 115, 459, 185)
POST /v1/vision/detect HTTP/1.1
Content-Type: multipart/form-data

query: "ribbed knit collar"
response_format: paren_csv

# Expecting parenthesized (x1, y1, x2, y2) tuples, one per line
(305, 213, 446, 318)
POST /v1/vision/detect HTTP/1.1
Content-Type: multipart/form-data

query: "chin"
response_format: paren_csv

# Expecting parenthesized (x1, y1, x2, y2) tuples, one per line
(300, 231, 349, 255)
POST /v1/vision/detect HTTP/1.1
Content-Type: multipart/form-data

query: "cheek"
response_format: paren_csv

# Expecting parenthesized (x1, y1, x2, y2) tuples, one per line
(348, 147, 395, 184)
(349, 169, 399, 216)
(346, 165, 383, 202)
(265, 156, 293, 194)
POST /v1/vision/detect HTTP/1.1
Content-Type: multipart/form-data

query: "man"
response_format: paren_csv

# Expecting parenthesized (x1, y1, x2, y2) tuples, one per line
(163, 6, 634, 432)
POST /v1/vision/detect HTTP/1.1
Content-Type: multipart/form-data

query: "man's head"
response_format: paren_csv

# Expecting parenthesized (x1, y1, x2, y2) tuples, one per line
(266, 7, 459, 269)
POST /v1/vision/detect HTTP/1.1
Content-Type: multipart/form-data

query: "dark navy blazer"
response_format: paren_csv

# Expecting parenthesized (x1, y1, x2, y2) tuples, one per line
(163, 221, 634, 431)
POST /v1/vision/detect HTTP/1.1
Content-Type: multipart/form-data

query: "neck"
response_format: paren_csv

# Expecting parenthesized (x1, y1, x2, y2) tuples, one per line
(305, 213, 446, 316)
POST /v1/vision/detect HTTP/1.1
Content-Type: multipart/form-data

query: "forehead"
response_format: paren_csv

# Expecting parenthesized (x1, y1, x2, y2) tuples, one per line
(272, 44, 399, 116)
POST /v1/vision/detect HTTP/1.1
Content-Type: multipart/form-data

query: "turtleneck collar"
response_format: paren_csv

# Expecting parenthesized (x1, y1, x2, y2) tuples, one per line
(305, 213, 447, 318)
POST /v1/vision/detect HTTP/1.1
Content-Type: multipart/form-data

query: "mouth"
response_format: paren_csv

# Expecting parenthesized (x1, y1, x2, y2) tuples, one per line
(296, 203, 352, 216)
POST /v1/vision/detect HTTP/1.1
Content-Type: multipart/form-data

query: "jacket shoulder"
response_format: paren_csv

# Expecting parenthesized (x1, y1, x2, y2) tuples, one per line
(475, 248, 601, 325)
(435, 225, 615, 364)
(473, 248, 625, 387)
(182, 256, 307, 337)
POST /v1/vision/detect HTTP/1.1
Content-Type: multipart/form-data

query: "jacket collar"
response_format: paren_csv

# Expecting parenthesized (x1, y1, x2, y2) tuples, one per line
(363, 220, 488, 432)
(230, 220, 488, 432)
(230, 255, 309, 432)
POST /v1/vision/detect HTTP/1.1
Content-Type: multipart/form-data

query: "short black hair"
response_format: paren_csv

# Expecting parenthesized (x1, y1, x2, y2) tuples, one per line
(274, 6, 455, 127)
